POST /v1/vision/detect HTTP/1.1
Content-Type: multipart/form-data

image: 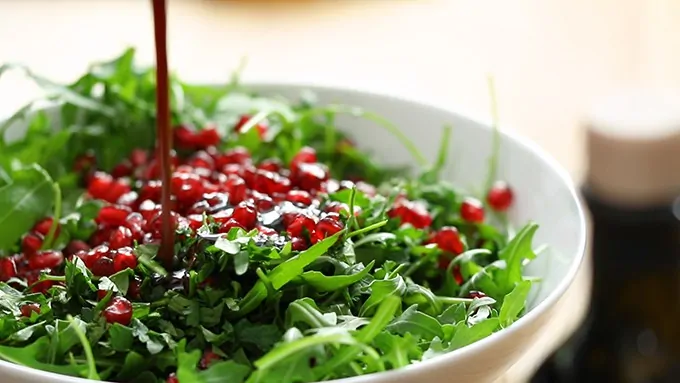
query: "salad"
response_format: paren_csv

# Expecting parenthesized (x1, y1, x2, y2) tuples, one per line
(0, 49, 539, 383)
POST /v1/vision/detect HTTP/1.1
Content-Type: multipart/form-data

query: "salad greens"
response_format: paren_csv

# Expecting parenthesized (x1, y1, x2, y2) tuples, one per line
(0, 48, 539, 383)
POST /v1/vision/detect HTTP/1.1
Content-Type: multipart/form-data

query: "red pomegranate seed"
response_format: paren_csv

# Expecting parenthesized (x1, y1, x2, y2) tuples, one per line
(287, 213, 316, 238)
(174, 125, 197, 149)
(324, 202, 351, 215)
(124, 212, 144, 236)
(138, 200, 160, 221)
(433, 226, 464, 255)
(111, 160, 133, 178)
(257, 225, 277, 236)
(293, 163, 328, 192)
(0, 258, 17, 282)
(240, 164, 257, 186)
(291, 237, 309, 251)
(28, 250, 64, 271)
(322, 179, 340, 194)
(64, 240, 90, 257)
(139, 180, 163, 202)
(73, 151, 96, 173)
(258, 158, 282, 173)
(469, 290, 487, 299)
(199, 349, 222, 369)
(129, 149, 148, 167)
(232, 202, 258, 230)
(224, 174, 247, 204)
(113, 247, 138, 272)
(487, 181, 514, 212)
(188, 151, 215, 171)
(187, 214, 204, 232)
(460, 197, 485, 223)
(103, 296, 133, 325)
(96, 205, 132, 227)
(453, 265, 464, 285)
(87, 172, 113, 199)
(146, 211, 180, 235)
(311, 213, 344, 243)
(253, 170, 292, 195)
(290, 146, 317, 172)
(388, 200, 432, 229)
(89, 225, 115, 247)
(21, 233, 44, 255)
(251, 191, 275, 212)
(194, 127, 221, 149)
(26, 271, 55, 294)
(286, 190, 313, 206)
(127, 276, 142, 300)
(219, 218, 245, 233)
(116, 191, 139, 208)
(109, 227, 134, 249)
(166, 373, 179, 383)
(171, 173, 205, 207)
(20, 303, 41, 317)
(223, 147, 251, 165)
(97, 289, 111, 301)
(91, 257, 115, 277)
(33, 218, 57, 237)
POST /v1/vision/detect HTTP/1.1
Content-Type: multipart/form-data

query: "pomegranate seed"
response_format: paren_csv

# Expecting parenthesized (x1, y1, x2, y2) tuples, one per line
(469, 290, 487, 299)
(21, 233, 44, 255)
(324, 201, 351, 215)
(96, 205, 132, 227)
(174, 125, 197, 149)
(146, 211, 180, 235)
(223, 147, 251, 165)
(290, 147, 317, 172)
(388, 200, 432, 229)
(187, 151, 215, 171)
(123, 213, 145, 239)
(97, 289, 111, 301)
(433, 227, 464, 255)
(199, 349, 222, 369)
(28, 250, 64, 271)
(91, 257, 115, 277)
(89, 226, 115, 247)
(26, 271, 55, 294)
(166, 373, 179, 383)
(286, 190, 313, 206)
(187, 214, 204, 232)
(113, 247, 138, 272)
(109, 227, 134, 249)
(0, 258, 17, 282)
(111, 160, 133, 178)
(116, 191, 139, 207)
(33, 218, 57, 237)
(323, 179, 340, 194)
(64, 240, 90, 257)
(257, 225, 277, 236)
(460, 197, 485, 223)
(87, 172, 113, 199)
(73, 151, 96, 173)
(311, 213, 344, 243)
(291, 237, 309, 251)
(239, 164, 257, 186)
(194, 127, 221, 149)
(138, 200, 160, 221)
(20, 303, 41, 317)
(453, 265, 464, 285)
(128, 276, 142, 300)
(287, 213, 316, 238)
(293, 163, 328, 192)
(139, 180, 163, 202)
(487, 181, 514, 212)
(252, 191, 275, 212)
(232, 202, 258, 230)
(258, 158, 282, 173)
(219, 218, 245, 233)
(253, 170, 291, 195)
(171, 173, 205, 207)
(129, 149, 148, 167)
(224, 174, 247, 204)
(103, 296, 133, 325)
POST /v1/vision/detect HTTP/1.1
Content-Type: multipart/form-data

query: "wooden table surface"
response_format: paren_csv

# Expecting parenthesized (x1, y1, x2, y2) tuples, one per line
(4, 0, 677, 380)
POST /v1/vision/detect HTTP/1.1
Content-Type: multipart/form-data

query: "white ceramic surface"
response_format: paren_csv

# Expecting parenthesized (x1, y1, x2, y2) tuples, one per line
(0, 83, 587, 383)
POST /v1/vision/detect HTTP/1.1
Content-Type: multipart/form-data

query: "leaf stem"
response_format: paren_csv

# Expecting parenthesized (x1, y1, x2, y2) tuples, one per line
(66, 315, 100, 380)
(346, 220, 388, 239)
(435, 296, 474, 305)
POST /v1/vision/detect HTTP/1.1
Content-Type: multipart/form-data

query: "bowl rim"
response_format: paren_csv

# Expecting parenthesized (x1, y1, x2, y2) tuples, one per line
(0, 80, 588, 383)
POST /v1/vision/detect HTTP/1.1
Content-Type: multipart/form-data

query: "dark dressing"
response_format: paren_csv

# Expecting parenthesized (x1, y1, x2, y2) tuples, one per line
(151, 0, 175, 267)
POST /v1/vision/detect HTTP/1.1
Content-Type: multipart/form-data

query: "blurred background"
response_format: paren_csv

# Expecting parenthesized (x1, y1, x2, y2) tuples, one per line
(1, 1, 679, 382)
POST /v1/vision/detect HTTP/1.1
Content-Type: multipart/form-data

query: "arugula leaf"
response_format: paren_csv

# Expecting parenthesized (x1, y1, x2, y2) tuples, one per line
(496, 222, 539, 294)
(0, 337, 88, 377)
(448, 318, 499, 351)
(0, 164, 55, 249)
(386, 305, 444, 341)
(298, 260, 374, 292)
(499, 280, 532, 328)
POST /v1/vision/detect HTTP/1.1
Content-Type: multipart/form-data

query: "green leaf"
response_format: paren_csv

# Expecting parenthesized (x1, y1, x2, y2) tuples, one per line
(201, 360, 251, 383)
(115, 352, 147, 381)
(299, 260, 374, 292)
(0, 337, 88, 377)
(386, 305, 444, 341)
(448, 318, 499, 351)
(0, 164, 55, 249)
(437, 303, 466, 325)
(499, 280, 532, 327)
(359, 275, 406, 317)
(235, 320, 282, 352)
(108, 323, 134, 352)
(286, 298, 337, 329)
(497, 223, 539, 293)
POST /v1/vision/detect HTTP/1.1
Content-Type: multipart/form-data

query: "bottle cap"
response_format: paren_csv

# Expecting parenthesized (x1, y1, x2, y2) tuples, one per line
(585, 88, 680, 208)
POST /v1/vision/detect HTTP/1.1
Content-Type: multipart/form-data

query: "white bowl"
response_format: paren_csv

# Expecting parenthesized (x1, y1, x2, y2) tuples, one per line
(0, 83, 587, 383)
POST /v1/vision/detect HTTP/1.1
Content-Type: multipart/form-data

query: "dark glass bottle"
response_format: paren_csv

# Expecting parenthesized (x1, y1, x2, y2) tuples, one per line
(531, 90, 680, 383)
